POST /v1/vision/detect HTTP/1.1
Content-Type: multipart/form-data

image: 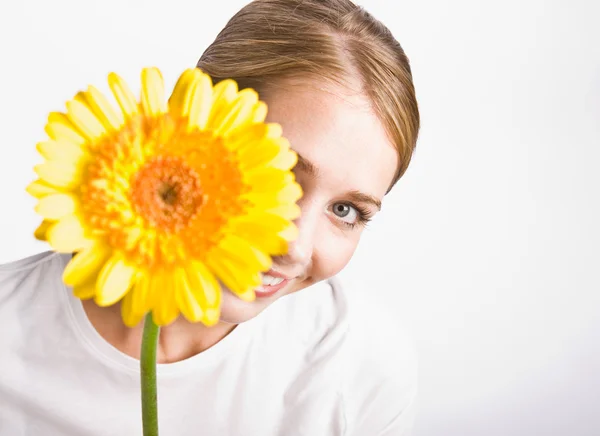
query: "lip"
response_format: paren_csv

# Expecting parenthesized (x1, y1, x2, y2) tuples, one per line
(254, 270, 293, 298)
(263, 269, 293, 280)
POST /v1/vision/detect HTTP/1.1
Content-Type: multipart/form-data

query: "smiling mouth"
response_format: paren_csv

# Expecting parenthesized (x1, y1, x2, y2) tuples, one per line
(254, 270, 294, 298)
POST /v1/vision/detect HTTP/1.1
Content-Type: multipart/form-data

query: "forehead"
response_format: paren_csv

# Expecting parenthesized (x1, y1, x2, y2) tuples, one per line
(263, 81, 398, 198)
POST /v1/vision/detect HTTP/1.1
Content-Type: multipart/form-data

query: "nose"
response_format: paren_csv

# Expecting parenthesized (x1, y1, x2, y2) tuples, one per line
(278, 198, 319, 269)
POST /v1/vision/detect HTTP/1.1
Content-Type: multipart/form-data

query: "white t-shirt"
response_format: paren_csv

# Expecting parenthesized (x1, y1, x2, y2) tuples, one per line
(0, 251, 418, 436)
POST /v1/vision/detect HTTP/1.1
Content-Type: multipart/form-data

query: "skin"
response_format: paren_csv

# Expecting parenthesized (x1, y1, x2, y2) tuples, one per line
(82, 78, 398, 363)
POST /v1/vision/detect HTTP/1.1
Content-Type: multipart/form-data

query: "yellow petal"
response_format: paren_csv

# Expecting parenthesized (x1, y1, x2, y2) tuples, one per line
(186, 261, 221, 326)
(26, 180, 60, 198)
(36, 140, 86, 162)
(127, 270, 145, 314)
(34, 161, 83, 189)
(187, 72, 213, 131)
(186, 260, 221, 308)
(266, 123, 283, 138)
(35, 193, 78, 220)
(140, 67, 166, 117)
(145, 270, 166, 317)
(245, 196, 301, 219)
(250, 101, 268, 123)
(281, 181, 304, 204)
(205, 255, 258, 302)
(169, 69, 197, 114)
(45, 112, 86, 145)
(206, 79, 238, 129)
(66, 99, 107, 141)
(278, 222, 299, 241)
(150, 270, 179, 326)
(224, 123, 269, 151)
(169, 69, 214, 131)
(234, 211, 294, 231)
(267, 147, 298, 171)
(223, 100, 269, 139)
(34, 220, 52, 241)
(108, 72, 139, 117)
(79, 86, 124, 131)
(46, 215, 89, 252)
(244, 168, 295, 192)
(243, 181, 303, 205)
(73, 281, 97, 300)
(230, 215, 295, 255)
(181, 260, 222, 325)
(218, 235, 272, 272)
(173, 267, 204, 323)
(202, 308, 221, 326)
(262, 203, 301, 220)
(63, 241, 111, 287)
(121, 290, 144, 327)
(95, 255, 136, 306)
(237, 140, 281, 171)
(213, 89, 259, 136)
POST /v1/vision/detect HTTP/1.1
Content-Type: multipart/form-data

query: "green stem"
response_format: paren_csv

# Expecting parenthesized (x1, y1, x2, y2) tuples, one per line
(141, 312, 160, 436)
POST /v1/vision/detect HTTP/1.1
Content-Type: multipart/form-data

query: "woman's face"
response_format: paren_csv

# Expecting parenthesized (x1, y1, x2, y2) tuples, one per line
(218, 80, 398, 323)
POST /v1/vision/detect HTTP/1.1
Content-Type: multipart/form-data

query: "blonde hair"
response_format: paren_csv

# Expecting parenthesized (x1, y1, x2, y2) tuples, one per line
(197, 0, 420, 189)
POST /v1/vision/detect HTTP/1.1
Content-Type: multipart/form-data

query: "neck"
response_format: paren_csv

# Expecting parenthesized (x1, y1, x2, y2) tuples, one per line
(81, 299, 236, 363)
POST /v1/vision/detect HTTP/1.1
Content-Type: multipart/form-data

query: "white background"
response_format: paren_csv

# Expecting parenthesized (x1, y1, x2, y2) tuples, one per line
(1, 1, 598, 435)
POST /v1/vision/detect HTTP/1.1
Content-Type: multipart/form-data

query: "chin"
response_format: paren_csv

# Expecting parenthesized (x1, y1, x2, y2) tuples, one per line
(217, 278, 312, 324)
(217, 293, 267, 324)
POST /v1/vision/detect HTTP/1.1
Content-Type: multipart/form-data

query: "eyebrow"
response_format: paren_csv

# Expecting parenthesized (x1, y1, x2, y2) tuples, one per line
(347, 190, 382, 211)
(294, 153, 382, 211)
(295, 153, 320, 178)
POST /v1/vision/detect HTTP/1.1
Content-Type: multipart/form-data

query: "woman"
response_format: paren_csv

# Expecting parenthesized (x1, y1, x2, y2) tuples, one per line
(0, 0, 420, 434)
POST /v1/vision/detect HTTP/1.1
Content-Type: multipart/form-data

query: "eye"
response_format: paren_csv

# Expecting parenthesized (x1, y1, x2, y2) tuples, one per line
(330, 202, 372, 229)
(332, 203, 358, 223)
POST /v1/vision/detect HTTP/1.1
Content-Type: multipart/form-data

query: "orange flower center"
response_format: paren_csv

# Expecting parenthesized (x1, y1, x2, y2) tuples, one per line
(130, 156, 204, 233)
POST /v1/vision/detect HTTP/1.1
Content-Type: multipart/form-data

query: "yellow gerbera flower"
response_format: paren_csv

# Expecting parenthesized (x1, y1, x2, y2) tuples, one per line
(28, 67, 301, 327)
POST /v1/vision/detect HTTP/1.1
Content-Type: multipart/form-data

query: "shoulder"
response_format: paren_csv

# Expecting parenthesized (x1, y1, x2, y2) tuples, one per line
(268, 276, 417, 383)
(0, 251, 65, 303)
(338, 277, 419, 435)
(266, 276, 418, 434)
(262, 276, 349, 347)
(0, 250, 63, 273)
(341, 276, 418, 382)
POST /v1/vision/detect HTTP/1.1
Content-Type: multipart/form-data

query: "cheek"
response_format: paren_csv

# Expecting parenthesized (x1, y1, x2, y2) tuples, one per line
(310, 225, 360, 281)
